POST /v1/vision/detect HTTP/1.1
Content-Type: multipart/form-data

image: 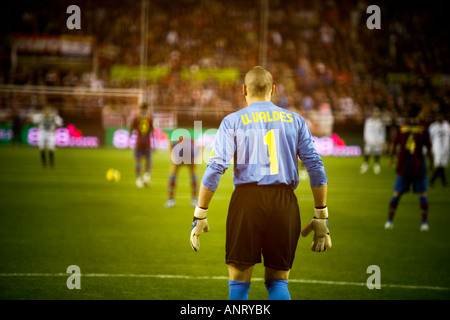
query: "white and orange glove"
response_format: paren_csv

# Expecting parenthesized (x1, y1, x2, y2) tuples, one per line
(190, 206, 210, 252)
(301, 207, 332, 252)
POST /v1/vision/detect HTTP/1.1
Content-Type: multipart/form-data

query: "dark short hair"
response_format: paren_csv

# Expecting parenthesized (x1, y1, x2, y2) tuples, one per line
(408, 104, 421, 118)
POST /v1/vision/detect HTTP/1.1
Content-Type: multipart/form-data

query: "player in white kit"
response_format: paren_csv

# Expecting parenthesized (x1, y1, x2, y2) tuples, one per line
(360, 107, 386, 174)
(32, 106, 63, 168)
(429, 112, 450, 187)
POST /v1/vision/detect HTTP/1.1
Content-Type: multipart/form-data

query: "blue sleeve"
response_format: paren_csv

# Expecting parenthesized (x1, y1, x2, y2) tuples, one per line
(297, 117, 328, 188)
(201, 117, 235, 191)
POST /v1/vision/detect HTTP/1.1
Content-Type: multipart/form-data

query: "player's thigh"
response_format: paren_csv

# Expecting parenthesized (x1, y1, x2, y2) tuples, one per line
(373, 143, 383, 155)
(413, 177, 428, 193)
(261, 189, 300, 271)
(188, 163, 197, 174)
(226, 186, 267, 265)
(134, 148, 143, 160)
(143, 148, 151, 160)
(169, 163, 179, 175)
(47, 133, 56, 151)
(365, 143, 381, 156)
(38, 131, 48, 149)
(393, 176, 410, 194)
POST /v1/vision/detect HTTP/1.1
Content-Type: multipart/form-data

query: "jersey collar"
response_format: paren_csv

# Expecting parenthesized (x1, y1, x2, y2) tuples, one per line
(248, 101, 275, 108)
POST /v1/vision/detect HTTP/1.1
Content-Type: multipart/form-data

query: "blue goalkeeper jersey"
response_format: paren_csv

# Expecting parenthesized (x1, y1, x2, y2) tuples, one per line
(202, 101, 327, 191)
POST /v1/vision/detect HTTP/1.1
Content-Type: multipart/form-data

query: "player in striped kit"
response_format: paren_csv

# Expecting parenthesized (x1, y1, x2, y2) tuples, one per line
(130, 103, 153, 188)
(189, 66, 330, 300)
(32, 106, 63, 168)
(385, 105, 433, 231)
(164, 135, 199, 208)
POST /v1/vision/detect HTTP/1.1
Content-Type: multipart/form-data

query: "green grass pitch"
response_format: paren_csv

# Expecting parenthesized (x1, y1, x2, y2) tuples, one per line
(0, 145, 449, 300)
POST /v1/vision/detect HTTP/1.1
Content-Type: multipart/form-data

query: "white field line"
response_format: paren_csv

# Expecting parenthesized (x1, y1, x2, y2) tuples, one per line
(0, 273, 448, 291)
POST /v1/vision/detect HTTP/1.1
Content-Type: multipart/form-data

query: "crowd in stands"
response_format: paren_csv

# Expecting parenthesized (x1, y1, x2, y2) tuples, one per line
(0, 0, 449, 129)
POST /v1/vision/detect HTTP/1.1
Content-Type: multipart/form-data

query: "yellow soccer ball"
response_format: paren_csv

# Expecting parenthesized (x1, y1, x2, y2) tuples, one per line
(106, 168, 121, 182)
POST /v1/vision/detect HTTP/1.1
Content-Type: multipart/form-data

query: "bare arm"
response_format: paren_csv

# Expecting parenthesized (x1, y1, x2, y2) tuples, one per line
(311, 183, 327, 208)
(197, 183, 215, 209)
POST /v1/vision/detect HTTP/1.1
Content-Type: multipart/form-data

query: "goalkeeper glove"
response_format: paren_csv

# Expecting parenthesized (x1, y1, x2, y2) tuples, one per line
(190, 206, 210, 252)
(301, 207, 332, 252)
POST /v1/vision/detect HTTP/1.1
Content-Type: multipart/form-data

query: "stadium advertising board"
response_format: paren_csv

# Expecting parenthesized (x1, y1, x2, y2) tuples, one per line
(0, 124, 99, 148)
(13, 34, 94, 57)
(108, 127, 360, 157)
(313, 134, 362, 157)
(27, 124, 99, 148)
(0, 125, 13, 143)
(110, 127, 216, 152)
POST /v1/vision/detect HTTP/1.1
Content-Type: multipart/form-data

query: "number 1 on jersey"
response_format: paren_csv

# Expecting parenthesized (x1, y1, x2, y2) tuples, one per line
(264, 130, 279, 175)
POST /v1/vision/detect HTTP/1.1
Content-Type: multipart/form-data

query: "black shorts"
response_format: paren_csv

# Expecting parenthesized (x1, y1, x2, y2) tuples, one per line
(226, 183, 301, 271)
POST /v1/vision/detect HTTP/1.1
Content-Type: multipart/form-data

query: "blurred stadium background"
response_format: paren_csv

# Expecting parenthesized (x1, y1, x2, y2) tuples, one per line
(0, 0, 449, 300)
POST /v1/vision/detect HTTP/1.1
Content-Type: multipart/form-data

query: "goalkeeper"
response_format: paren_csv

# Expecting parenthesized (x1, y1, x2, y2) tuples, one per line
(190, 66, 330, 300)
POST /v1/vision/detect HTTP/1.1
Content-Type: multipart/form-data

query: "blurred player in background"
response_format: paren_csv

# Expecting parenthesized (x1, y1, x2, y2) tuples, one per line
(385, 104, 433, 231)
(360, 107, 386, 174)
(164, 135, 199, 208)
(32, 106, 63, 168)
(130, 103, 153, 188)
(429, 112, 450, 188)
(11, 108, 24, 146)
(189, 66, 330, 300)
